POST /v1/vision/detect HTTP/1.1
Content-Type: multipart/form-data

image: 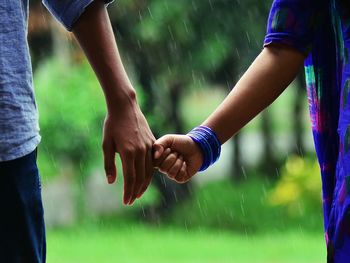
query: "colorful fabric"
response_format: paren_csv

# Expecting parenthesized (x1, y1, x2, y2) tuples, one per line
(265, 0, 350, 262)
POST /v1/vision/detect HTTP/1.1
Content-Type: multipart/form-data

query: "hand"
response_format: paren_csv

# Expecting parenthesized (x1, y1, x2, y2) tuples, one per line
(102, 102, 155, 205)
(72, 0, 156, 205)
(153, 134, 203, 183)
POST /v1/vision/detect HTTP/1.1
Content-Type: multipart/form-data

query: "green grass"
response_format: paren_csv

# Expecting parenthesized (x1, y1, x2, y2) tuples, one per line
(47, 224, 326, 263)
(46, 176, 326, 263)
(46, 166, 325, 263)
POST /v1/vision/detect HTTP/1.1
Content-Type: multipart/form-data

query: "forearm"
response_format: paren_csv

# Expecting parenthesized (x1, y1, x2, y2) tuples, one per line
(202, 46, 305, 144)
(72, 0, 135, 112)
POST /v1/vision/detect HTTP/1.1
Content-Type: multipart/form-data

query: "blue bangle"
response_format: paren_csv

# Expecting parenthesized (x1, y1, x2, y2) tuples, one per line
(187, 126, 221, 172)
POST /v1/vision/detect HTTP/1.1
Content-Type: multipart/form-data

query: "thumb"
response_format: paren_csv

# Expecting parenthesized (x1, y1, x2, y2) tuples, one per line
(102, 141, 117, 184)
(153, 135, 175, 159)
(153, 143, 164, 160)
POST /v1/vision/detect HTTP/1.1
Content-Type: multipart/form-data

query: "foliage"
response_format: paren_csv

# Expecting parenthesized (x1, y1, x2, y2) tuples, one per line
(34, 58, 109, 178)
(165, 174, 323, 233)
(114, 0, 271, 77)
(107, 0, 273, 135)
(267, 155, 322, 217)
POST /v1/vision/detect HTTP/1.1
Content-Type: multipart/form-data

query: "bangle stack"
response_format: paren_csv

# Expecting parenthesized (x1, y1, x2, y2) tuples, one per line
(187, 126, 222, 172)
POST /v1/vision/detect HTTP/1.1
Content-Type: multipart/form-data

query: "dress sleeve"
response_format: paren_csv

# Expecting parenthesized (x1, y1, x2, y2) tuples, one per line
(42, 0, 114, 31)
(264, 0, 323, 55)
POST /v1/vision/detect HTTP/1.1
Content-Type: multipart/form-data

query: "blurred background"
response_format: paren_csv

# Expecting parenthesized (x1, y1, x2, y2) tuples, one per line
(28, 0, 325, 262)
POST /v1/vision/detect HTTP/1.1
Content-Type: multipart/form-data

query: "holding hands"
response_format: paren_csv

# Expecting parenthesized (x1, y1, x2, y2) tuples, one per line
(153, 134, 203, 183)
(153, 126, 222, 183)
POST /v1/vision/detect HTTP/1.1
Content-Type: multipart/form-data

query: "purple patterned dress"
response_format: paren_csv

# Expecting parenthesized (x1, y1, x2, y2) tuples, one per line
(264, 0, 350, 262)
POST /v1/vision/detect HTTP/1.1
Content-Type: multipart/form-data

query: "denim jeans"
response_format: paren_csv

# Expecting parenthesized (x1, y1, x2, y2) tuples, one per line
(0, 149, 46, 263)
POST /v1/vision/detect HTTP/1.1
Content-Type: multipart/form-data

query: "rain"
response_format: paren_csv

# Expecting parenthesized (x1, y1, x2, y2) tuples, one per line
(19, 0, 330, 262)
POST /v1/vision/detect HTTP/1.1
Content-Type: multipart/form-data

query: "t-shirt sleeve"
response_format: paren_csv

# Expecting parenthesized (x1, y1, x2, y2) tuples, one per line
(264, 0, 322, 55)
(42, 0, 114, 31)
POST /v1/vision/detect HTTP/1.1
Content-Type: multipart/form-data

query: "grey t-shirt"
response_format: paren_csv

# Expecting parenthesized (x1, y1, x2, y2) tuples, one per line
(0, 0, 111, 162)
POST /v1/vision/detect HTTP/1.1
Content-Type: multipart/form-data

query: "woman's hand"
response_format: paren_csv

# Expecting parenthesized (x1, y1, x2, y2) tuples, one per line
(153, 134, 203, 183)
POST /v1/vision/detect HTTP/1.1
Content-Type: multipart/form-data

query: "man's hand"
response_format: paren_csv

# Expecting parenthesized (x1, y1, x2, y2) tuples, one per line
(72, 0, 155, 205)
(103, 100, 155, 205)
(153, 134, 203, 183)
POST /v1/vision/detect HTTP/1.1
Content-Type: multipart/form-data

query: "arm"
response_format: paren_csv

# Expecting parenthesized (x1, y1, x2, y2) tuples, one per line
(154, 45, 304, 182)
(202, 45, 304, 143)
(72, 0, 155, 205)
(43, 0, 154, 205)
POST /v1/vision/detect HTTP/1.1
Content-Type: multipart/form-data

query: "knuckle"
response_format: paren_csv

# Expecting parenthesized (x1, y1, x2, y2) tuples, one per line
(123, 145, 147, 157)
(123, 147, 134, 156)
(136, 146, 147, 155)
(169, 153, 177, 159)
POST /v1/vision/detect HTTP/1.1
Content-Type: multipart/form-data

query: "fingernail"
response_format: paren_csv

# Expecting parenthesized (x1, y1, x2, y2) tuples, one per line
(123, 198, 129, 205)
(107, 175, 113, 184)
(124, 196, 131, 205)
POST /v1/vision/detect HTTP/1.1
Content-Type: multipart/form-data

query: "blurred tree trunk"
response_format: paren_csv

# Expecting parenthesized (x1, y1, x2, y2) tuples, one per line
(169, 82, 185, 133)
(134, 52, 155, 115)
(292, 72, 306, 156)
(231, 133, 243, 181)
(28, 2, 52, 70)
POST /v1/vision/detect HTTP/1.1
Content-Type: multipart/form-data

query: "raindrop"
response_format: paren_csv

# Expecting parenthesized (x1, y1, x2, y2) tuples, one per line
(208, 0, 214, 10)
(241, 166, 247, 180)
(168, 25, 175, 40)
(191, 1, 198, 12)
(147, 7, 154, 19)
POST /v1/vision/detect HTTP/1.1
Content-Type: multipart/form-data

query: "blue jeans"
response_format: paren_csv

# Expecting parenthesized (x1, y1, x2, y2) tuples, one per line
(0, 149, 46, 262)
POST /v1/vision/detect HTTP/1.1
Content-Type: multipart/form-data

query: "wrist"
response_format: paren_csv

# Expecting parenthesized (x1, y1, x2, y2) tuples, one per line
(105, 85, 138, 113)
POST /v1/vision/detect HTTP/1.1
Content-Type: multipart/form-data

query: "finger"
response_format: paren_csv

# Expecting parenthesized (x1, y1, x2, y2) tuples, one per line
(153, 144, 164, 160)
(159, 152, 179, 175)
(102, 141, 117, 184)
(129, 149, 146, 205)
(154, 148, 171, 168)
(154, 135, 175, 158)
(137, 148, 154, 199)
(168, 156, 184, 179)
(175, 162, 188, 183)
(120, 153, 136, 205)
